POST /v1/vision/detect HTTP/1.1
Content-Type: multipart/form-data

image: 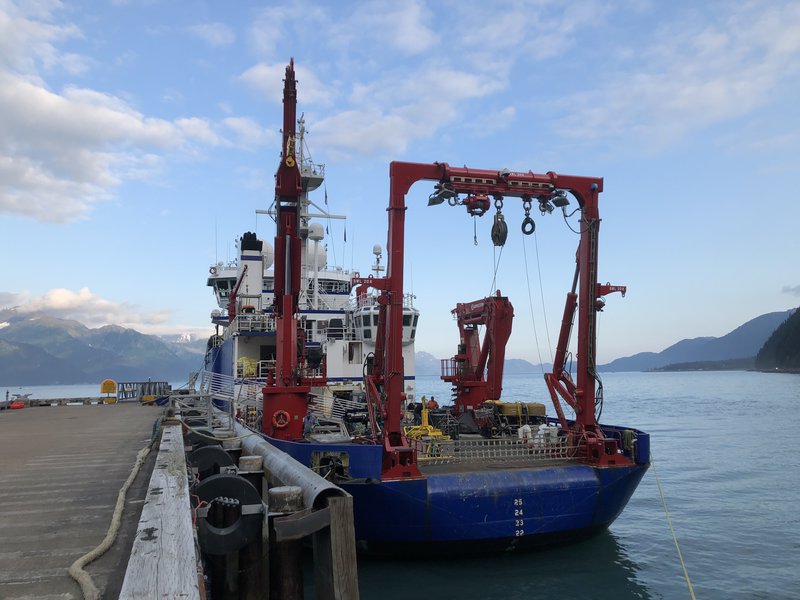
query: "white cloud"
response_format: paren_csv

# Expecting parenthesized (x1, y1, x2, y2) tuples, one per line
(6, 287, 170, 328)
(554, 3, 800, 148)
(2, 287, 213, 337)
(330, 0, 436, 55)
(187, 22, 235, 47)
(223, 117, 274, 148)
(0, 3, 272, 223)
(238, 62, 333, 105)
(313, 66, 505, 157)
(0, 0, 84, 75)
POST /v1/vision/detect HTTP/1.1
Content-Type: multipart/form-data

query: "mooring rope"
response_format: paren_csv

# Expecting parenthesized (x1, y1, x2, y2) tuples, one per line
(651, 456, 697, 599)
(68, 443, 152, 600)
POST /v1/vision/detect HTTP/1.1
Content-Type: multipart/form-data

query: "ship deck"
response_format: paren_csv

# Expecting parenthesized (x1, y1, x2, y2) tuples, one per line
(0, 403, 160, 599)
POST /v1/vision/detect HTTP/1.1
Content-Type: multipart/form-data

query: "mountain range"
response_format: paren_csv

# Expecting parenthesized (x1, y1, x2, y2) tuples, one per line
(0, 308, 205, 386)
(0, 307, 795, 386)
(416, 308, 796, 375)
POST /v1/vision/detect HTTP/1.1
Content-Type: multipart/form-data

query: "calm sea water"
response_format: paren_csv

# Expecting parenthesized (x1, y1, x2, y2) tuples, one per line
(359, 372, 800, 600)
(14, 372, 800, 599)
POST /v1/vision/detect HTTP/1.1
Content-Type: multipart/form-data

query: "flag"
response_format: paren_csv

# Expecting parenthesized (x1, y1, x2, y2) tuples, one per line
(324, 185, 328, 205)
(344, 224, 347, 243)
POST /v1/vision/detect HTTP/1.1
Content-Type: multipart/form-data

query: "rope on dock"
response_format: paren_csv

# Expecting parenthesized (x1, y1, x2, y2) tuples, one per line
(651, 456, 697, 600)
(68, 442, 152, 600)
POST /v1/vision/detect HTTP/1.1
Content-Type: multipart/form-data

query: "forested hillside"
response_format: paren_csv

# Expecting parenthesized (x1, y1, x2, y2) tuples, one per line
(755, 306, 800, 371)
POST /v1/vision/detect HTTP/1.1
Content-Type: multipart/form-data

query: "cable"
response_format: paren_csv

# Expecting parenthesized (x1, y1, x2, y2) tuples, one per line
(521, 236, 545, 374)
(651, 456, 697, 600)
(489, 244, 505, 296)
(68, 442, 152, 600)
(532, 231, 554, 362)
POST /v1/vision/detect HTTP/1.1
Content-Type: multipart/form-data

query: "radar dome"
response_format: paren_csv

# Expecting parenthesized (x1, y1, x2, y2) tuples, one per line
(211, 309, 221, 318)
(261, 242, 274, 270)
(309, 222, 324, 241)
(306, 244, 328, 269)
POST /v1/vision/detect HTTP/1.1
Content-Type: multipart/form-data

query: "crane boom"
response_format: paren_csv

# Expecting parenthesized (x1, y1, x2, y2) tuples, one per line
(441, 292, 514, 412)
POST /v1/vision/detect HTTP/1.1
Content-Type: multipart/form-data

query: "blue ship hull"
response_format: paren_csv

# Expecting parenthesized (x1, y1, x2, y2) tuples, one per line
(267, 432, 649, 555)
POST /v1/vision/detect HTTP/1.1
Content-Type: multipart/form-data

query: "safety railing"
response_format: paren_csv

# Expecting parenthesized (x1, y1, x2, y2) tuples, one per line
(231, 313, 275, 333)
(197, 370, 262, 411)
(350, 293, 416, 310)
(412, 432, 575, 466)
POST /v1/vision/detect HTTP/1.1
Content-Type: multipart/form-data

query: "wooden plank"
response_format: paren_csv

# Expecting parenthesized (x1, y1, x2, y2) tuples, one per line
(313, 496, 359, 600)
(119, 423, 201, 600)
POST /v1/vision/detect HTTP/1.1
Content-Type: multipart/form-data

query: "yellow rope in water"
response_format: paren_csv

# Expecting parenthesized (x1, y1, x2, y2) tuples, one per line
(651, 456, 697, 599)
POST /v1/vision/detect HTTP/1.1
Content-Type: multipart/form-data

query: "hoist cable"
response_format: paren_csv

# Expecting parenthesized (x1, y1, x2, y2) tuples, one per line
(521, 236, 545, 374)
(489, 244, 504, 296)
(532, 230, 554, 363)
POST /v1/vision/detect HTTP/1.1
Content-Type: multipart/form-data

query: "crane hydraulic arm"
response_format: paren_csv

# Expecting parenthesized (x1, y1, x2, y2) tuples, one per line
(442, 291, 514, 413)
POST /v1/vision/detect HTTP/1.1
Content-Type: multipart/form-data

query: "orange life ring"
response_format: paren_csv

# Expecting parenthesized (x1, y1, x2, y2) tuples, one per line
(272, 410, 290, 429)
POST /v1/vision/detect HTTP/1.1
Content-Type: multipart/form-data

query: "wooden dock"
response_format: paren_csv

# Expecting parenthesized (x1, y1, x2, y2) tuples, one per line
(0, 403, 160, 599)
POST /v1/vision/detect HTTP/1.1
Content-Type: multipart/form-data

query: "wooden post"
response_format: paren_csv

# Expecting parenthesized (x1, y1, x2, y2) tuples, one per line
(313, 496, 360, 600)
(269, 486, 304, 600)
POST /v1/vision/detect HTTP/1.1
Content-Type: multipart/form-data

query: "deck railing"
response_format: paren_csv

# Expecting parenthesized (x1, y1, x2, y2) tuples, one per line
(412, 433, 576, 466)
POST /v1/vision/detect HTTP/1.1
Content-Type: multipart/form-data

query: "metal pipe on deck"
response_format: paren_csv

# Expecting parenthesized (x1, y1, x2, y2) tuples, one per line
(230, 419, 347, 510)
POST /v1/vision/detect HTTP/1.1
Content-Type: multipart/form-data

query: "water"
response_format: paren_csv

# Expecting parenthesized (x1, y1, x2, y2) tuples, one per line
(3, 381, 189, 400)
(14, 373, 800, 599)
(359, 372, 800, 600)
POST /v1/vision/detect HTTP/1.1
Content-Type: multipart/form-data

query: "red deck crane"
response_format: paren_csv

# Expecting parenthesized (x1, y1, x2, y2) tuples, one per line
(441, 292, 514, 414)
(262, 59, 326, 440)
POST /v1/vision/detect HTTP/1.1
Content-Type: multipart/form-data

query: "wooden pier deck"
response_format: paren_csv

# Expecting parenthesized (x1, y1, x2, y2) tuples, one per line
(0, 403, 160, 599)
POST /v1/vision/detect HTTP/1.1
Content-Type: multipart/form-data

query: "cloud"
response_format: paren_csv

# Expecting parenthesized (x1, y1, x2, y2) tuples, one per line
(238, 62, 333, 105)
(782, 285, 800, 297)
(223, 117, 275, 148)
(247, 3, 328, 58)
(312, 66, 505, 156)
(554, 3, 800, 149)
(0, 1, 84, 75)
(2, 287, 213, 337)
(4, 287, 169, 328)
(187, 22, 235, 47)
(0, 3, 271, 223)
(329, 0, 436, 55)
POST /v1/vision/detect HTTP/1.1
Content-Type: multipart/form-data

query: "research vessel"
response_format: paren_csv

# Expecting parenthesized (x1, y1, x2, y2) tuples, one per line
(202, 59, 649, 554)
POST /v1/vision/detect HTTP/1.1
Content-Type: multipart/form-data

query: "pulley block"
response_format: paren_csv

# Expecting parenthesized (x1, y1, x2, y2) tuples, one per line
(491, 212, 508, 246)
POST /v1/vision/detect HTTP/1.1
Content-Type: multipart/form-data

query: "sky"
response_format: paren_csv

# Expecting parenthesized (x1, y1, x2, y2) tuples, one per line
(1, 0, 799, 365)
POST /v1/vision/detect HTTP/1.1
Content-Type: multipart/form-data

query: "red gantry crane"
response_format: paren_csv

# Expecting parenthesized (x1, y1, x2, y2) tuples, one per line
(360, 161, 627, 477)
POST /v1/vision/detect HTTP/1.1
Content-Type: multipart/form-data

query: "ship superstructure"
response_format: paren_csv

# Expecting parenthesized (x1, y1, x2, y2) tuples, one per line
(204, 112, 418, 412)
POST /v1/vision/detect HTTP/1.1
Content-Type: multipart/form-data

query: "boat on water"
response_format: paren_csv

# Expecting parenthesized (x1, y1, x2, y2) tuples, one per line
(201, 59, 649, 555)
